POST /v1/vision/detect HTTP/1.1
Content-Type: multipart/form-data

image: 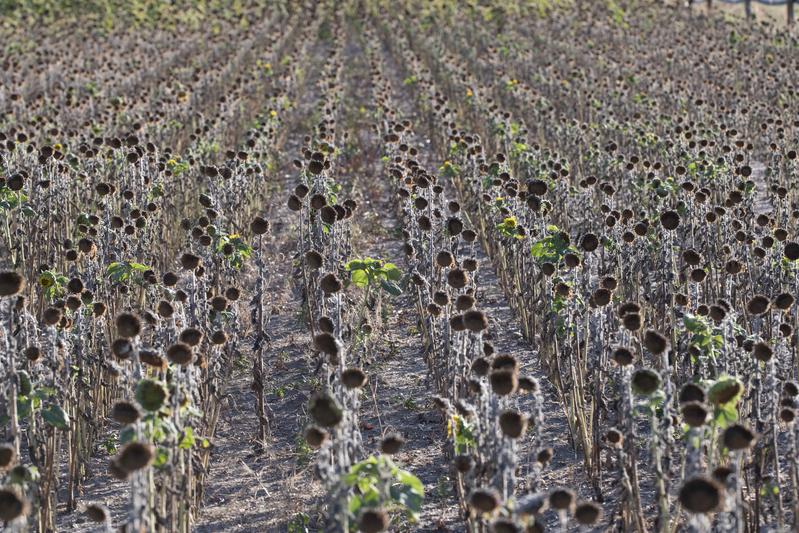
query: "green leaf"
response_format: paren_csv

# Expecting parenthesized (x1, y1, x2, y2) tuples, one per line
(17, 396, 32, 419)
(17, 371, 31, 396)
(359, 483, 380, 505)
(136, 379, 168, 412)
(345, 259, 366, 271)
(380, 279, 402, 296)
(382, 263, 402, 281)
(351, 269, 369, 288)
(42, 404, 70, 430)
(35, 386, 57, 399)
(178, 427, 196, 450)
(390, 483, 423, 519)
(708, 376, 744, 408)
(714, 402, 738, 429)
(396, 468, 424, 496)
(106, 262, 128, 282)
(348, 494, 364, 516)
(153, 447, 170, 468)
(530, 241, 547, 259)
(683, 314, 707, 334)
(119, 426, 136, 444)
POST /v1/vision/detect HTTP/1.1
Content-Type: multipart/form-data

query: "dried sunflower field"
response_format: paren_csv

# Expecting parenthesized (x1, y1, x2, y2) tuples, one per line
(1, 0, 799, 531)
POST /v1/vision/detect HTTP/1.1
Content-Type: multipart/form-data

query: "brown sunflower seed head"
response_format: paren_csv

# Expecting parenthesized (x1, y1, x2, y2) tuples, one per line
(606, 428, 624, 447)
(0, 487, 29, 522)
(489, 369, 518, 396)
(309, 393, 343, 427)
(157, 300, 174, 318)
(723, 424, 756, 451)
(42, 307, 62, 326)
(447, 268, 469, 289)
(549, 488, 576, 511)
(341, 367, 368, 389)
(469, 487, 501, 513)
(223, 288, 241, 304)
(84, 503, 109, 523)
(111, 338, 134, 359)
(250, 216, 270, 235)
(454, 454, 474, 473)
(380, 433, 405, 455)
(179, 327, 203, 346)
(436, 250, 454, 268)
(111, 401, 141, 425)
(747, 295, 770, 315)
(116, 441, 155, 473)
(180, 253, 201, 270)
(304, 425, 329, 449)
(752, 341, 773, 362)
(23, 345, 41, 362)
(616, 301, 641, 318)
(138, 349, 166, 370)
(163, 272, 179, 286)
(450, 314, 465, 331)
(712, 468, 734, 489)
(537, 447, 554, 465)
(592, 288, 611, 307)
(210, 330, 228, 345)
(115, 313, 142, 338)
(679, 476, 723, 514)
(580, 233, 599, 252)
(518, 375, 539, 392)
(463, 309, 489, 332)
(643, 329, 668, 355)
(456, 294, 475, 311)
(574, 500, 603, 525)
(358, 508, 389, 533)
(320, 273, 343, 295)
(622, 312, 642, 331)
(681, 402, 710, 427)
(0, 272, 25, 297)
(612, 346, 634, 366)
(499, 410, 528, 439)
(166, 343, 194, 365)
(318, 316, 335, 333)
(631, 368, 661, 395)
(433, 291, 449, 306)
(305, 250, 324, 269)
(109, 458, 129, 481)
(93, 302, 107, 317)
(462, 257, 478, 271)
(679, 383, 706, 404)
(0, 444, 16, 470)
(660, 210, 680, 230)
(774, 292, 794, 310)
(313, 332, 340, 359)
(210, 296, 227, 312)
(490, 517, 521, 533)
(491, 354, 519, 371)
(471, 357, 490, 376)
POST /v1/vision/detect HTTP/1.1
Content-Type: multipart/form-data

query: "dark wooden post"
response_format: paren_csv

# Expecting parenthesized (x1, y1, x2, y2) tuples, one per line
(789, 0, 796, 25)
(744, 0, 752, 19)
